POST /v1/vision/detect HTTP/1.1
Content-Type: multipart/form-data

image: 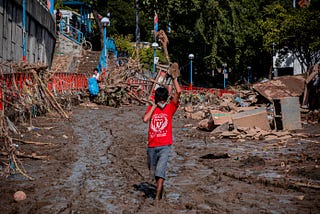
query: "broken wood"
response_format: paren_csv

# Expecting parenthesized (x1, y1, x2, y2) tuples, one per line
(0, 151, 48, 160)
(293, 181, 320, 189)
(32, 70, 70, 119)
(12, 138, 52, 146)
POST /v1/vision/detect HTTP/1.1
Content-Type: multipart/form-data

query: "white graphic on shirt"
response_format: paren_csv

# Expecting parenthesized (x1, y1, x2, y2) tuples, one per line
(150, 113, 168, 135)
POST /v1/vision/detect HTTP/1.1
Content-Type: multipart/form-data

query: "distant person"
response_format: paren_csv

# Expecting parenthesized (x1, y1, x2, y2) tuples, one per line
(142, 76, 182, 204)
(56, 9, 62, 34)
(92, 68, 101, 82)
(88, 68, 101, 97)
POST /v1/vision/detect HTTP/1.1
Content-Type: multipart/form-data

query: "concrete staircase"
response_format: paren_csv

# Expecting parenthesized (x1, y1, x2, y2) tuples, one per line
(76, 50, 101, 75)
(50, 34, 103, 76)
(51, 35, 82, 73)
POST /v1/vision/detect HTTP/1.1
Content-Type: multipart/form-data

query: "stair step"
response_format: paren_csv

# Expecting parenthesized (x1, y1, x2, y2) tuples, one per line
(76, 50, 102, 73)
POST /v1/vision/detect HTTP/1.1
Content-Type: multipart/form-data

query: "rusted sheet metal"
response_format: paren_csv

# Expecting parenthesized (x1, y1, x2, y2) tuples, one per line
(252, 75, 305, 101)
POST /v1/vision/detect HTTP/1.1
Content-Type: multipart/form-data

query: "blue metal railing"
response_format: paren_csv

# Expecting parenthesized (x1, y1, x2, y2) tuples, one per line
(60, 18, 119, 73)
(97, 38, 118, 73)
(60, 20, 84, 45)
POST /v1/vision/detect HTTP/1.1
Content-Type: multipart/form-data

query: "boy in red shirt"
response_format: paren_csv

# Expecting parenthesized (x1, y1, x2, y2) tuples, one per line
(143, 77, 182, 202)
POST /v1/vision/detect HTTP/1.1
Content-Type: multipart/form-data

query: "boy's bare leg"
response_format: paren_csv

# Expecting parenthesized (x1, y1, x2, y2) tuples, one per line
(155, 177, 164, 200)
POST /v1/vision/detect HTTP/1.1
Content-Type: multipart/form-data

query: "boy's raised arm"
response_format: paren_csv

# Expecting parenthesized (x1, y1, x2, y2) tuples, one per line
(173, 78, 182, 104)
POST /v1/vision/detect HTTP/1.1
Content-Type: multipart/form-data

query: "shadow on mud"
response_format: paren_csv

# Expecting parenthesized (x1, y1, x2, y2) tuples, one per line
(133, 182, 157, 199)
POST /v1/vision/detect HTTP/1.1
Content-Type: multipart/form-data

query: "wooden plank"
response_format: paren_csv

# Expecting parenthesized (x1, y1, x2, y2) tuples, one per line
(156, 64, 170, 71)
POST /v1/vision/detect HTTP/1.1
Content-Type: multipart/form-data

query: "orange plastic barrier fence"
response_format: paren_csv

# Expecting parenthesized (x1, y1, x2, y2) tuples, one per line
(47, 72, 88, 92)
(0, 72, 88, 111)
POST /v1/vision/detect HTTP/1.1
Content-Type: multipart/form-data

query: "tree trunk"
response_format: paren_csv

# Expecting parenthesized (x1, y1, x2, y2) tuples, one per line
(92, 9, 103, 50)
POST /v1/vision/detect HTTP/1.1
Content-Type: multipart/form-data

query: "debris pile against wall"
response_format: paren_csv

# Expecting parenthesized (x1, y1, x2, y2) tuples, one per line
(0, 62, 79, 180)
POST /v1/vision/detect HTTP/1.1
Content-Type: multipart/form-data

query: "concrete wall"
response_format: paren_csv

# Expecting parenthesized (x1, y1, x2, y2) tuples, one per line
(0, 0, 56, 69)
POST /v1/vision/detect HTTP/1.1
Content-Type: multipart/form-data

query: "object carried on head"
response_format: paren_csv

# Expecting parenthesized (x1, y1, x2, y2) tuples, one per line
(168, 62, 180, 79)
(148, 62, 180, 102)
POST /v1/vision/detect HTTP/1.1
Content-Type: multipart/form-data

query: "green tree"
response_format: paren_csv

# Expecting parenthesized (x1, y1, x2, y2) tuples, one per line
(259, 2, 320, 73)
(60, 1, 320, 85)
(162, 0, 269, 85)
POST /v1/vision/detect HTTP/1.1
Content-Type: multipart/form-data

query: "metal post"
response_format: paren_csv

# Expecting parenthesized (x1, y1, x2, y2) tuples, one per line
(247, 66, 251, 83)
(223, 63, 227, 89)
(153, 48, 156, 72)
(135, 0, 140, 48)
(104, 26, 108, 75)
(223, 69, 226, 89)
(188, 53, 194, 90)
(190, 59, 193, 89)
(22, 0, 27, 62)
(151, 42, 159, 73)
(101, 17, 110, 76)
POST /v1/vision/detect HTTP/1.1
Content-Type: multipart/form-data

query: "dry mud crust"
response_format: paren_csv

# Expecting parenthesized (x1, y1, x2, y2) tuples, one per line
(0, 105, 319, 213)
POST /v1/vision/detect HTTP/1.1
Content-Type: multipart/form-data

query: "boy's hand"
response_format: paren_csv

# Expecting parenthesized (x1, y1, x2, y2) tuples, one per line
(147, 100, 156, 106)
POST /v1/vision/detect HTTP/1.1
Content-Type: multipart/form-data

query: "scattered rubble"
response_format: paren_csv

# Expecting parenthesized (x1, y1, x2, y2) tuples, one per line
(182, 64, 319, 142)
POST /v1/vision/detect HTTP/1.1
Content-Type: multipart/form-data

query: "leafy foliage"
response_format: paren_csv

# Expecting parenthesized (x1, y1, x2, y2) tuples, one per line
(59, 0, 320, 85)
(260, 2, 320, 71)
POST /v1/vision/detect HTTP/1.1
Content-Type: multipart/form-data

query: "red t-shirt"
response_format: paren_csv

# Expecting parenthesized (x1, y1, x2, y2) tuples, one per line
(146, 99, 179, 148)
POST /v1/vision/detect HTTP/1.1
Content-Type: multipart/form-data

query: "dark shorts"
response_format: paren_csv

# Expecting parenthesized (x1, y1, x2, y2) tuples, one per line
(147, 145, 171, 180)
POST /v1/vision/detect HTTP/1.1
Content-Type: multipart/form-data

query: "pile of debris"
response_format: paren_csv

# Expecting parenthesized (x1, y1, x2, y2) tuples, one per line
(0, 28, 177, 179)
(90, 58, 152, 107)
(181, 64, 320, 141)
(0, 62, 72, 120)
(0, 62, 75, 180)
(89, 29, 178, 107)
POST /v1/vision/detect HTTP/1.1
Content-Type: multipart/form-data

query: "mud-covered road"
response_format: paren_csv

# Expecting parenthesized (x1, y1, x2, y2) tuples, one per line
(1, 104, 320, 213)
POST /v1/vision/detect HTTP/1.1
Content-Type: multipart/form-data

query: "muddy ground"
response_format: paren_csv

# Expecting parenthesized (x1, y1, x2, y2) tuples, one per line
(0, 104, 320, 213)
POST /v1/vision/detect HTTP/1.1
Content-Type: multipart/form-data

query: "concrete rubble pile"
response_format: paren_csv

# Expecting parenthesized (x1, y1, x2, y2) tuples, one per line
(181, 64, 320, 141)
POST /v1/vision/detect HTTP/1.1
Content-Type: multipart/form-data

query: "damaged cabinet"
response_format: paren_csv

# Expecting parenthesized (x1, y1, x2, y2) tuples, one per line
(273, 97, 302, 130)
